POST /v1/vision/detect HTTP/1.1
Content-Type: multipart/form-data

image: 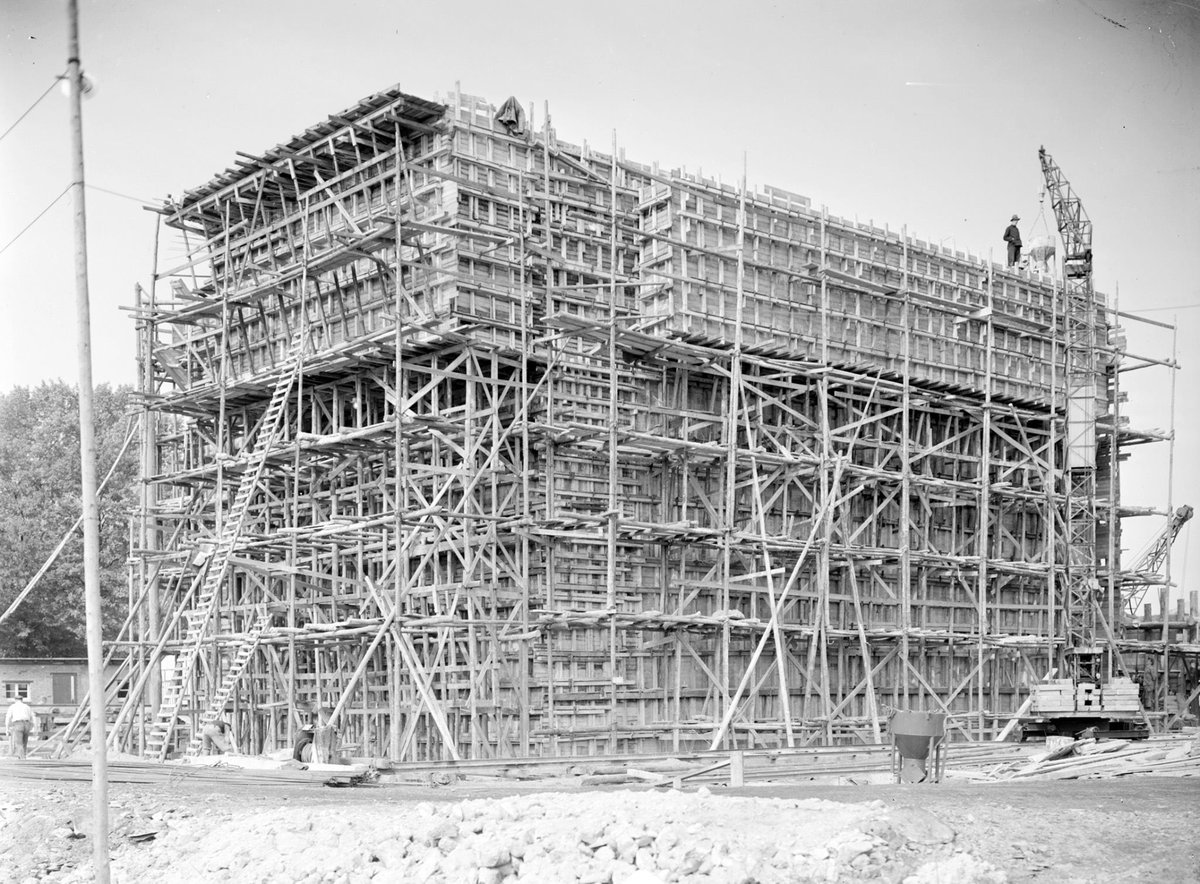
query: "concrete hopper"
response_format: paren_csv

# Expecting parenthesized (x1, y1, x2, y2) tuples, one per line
(889, 710, 947, 783)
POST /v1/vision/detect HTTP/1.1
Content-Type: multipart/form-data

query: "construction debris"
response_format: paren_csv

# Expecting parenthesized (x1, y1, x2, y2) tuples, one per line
(969, 734, 1195, 782)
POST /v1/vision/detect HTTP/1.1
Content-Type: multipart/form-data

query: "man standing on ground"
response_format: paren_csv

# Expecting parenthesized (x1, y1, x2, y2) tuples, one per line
(1004, 214, 1022, 266)
(5, 697, 36, 759)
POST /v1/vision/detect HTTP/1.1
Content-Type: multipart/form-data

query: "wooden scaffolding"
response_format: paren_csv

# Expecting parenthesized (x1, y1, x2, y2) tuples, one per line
(86, 85, 1176, 760)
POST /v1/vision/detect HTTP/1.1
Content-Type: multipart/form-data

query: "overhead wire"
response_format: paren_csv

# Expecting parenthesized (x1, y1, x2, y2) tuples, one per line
(0, 76, 153, 261)
(86, 183, 154, 204)
(0, 183, 73, 258)
(0, 73, 66, 145)
(0, 183, 154, 260)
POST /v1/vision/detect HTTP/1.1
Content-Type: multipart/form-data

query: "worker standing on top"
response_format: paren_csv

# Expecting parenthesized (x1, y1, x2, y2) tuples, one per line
(1003, 214, 1022, 266)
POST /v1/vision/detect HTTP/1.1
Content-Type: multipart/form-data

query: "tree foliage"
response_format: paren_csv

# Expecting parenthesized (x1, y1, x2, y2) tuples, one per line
(0, 382, 138, 657)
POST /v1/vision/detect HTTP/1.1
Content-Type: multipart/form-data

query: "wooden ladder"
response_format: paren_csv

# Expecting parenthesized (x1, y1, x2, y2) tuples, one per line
(183, 606, 271, 757)
(144, 349, 303, 761)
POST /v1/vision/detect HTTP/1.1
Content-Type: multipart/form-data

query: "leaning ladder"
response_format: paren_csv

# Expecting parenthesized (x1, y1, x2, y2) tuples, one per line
(183, 605, 271, 757)
(144, 349, 303, 761)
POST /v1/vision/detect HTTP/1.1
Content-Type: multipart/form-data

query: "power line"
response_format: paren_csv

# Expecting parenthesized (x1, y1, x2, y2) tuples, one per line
(0, 184, 73, 258)
(0, 74, 65, 145)
(86, 183, 154, 204)
(0, 183, 151, 261)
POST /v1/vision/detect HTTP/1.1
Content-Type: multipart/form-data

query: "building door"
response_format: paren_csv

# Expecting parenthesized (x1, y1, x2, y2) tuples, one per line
(52, 672, 77, 705)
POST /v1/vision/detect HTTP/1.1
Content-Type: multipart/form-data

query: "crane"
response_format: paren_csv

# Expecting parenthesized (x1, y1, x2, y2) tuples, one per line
(1021, 148, 1147, 739)
(1038, 146, 1105, 685)
(1121, 505, 1194, 617)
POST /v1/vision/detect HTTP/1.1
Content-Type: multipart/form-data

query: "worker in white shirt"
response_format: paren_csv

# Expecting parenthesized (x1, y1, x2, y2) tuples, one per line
(5, 697, 37, 759)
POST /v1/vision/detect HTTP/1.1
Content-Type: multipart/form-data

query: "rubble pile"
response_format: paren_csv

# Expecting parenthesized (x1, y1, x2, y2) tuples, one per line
(20, 788, 1008, 884)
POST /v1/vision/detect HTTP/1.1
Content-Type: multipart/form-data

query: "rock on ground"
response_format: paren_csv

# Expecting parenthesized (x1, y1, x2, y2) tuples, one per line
(2, 787, 1006, 883)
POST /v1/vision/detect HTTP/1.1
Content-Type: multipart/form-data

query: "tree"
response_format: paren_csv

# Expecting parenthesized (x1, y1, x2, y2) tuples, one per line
(0, 382, 137, 657)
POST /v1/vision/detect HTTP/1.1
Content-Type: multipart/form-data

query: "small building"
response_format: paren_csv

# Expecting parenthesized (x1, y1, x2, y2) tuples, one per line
(1, 657, 117, 749)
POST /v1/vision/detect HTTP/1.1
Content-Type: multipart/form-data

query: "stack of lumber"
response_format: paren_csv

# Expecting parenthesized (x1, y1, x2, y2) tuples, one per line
(379, 735, 1199, 787)
(1097, 678, 1141, 713)
(1030, 677, 1141, 714)
(0, 757, 374, 788)
(381, 742, 1048, 787)
(1030, 679, 1076, 714)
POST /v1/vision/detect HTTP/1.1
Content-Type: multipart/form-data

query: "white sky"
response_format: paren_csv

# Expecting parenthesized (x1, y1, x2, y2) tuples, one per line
(1, 0, 1198, 607)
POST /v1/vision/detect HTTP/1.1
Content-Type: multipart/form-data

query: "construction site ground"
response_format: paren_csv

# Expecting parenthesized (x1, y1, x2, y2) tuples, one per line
(1, 759, 1196, 883)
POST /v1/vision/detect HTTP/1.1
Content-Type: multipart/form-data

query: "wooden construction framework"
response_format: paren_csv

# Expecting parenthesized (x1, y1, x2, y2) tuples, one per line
(91, 85, 1176, 761)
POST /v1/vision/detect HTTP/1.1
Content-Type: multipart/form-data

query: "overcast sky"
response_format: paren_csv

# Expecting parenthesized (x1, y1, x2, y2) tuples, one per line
(2, 0, 1198, 606)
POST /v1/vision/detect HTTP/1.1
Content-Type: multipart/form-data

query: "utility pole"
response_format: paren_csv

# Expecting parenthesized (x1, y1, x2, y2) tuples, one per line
(67, 0, 111, 879)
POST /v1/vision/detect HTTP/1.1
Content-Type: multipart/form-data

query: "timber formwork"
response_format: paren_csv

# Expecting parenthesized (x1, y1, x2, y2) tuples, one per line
(106, 86, 1141, 760)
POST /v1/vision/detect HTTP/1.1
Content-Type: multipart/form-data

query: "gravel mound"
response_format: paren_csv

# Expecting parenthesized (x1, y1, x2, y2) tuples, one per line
(8, 787, 1007, 883)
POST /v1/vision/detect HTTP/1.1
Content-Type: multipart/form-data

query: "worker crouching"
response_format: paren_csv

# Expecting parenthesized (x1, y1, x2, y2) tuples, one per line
(201, 717, 239, 755)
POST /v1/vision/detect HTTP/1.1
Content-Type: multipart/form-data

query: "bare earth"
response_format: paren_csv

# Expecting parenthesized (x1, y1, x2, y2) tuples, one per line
(0, 762, 1196, 883)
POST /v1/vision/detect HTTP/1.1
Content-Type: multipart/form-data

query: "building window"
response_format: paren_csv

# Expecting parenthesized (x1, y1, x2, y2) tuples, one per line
(52, 673, 77, 705)
(3, 682, 31, 701)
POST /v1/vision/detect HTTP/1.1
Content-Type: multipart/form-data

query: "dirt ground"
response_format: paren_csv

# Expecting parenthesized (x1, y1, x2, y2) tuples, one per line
(750, 779, 1200, 882)
(0, 762, 1196, 883)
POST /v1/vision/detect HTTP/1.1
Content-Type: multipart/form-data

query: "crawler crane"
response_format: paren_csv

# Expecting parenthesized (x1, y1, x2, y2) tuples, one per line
(1021, 147, 1144, 739)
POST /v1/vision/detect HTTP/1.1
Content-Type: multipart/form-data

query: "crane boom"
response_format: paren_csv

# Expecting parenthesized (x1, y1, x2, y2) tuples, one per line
(1039, 148, 1093, 278)
(1122, 505, 1195, 616)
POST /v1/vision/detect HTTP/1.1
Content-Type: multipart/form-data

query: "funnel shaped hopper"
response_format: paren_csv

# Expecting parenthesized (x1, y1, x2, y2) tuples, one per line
(890, 711, 946, 761)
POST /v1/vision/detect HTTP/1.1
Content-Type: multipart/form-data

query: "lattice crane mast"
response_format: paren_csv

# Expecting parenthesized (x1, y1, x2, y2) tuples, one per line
(1122, 505, 1194, 617)
(1038, 146, 1105, 685)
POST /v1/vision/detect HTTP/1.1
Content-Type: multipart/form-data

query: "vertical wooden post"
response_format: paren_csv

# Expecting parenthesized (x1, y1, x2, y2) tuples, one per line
(541, 100, 558, 755)
(812, 207, 832, 731)
(900, 228, 914, 716)
(66, 0, 109, 877)
(141, 216, 162, 730)
(716, 158, 749, 749)
(1106, 286, 1120, 683)
(517, 169, 532, 757)
(1047, 269, 1060, 680)
(392, 135, 408, 756)
(979, 251, 995, 737)
(607, 131, 620, 753)
(729, 750, 745, 787)
(1159, 326, 1178, 713)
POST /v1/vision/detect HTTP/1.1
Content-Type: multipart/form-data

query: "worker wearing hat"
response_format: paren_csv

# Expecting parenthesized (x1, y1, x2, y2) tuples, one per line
(1003, 214, 1022, 267)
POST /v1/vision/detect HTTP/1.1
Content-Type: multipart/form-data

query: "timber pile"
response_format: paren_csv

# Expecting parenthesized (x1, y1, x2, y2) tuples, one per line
(9, 735, 1196, 793)
(575, 734, 1198, 786)
(382, 737, 1198, 787)
(0, 757, 374, 787)
(1030, 677, 1141, 715)
(985, 733, 1200, 781)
